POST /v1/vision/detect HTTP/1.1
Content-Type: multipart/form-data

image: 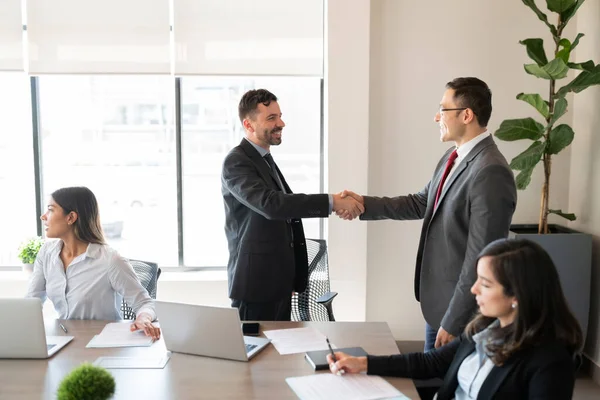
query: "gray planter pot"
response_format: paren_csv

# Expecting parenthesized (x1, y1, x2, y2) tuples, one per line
(510, 224, 592, 342)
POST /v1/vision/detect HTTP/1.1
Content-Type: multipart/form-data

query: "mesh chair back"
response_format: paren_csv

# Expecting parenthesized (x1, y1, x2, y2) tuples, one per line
(121, 259, 161, 320)
(291, 239, 331, 321)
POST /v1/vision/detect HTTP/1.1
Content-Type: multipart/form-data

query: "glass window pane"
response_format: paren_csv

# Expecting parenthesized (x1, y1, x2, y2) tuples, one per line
(39, 76, 178, 266)
(181, 76, 321, 266)
(0, 73, 36, 266)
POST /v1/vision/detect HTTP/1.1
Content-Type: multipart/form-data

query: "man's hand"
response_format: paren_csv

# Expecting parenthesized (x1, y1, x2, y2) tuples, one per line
(332, 192, 364, 220)
(335, 190, 365, 220)
(131, 312, 161, 340)
(434, 327, 455, 349)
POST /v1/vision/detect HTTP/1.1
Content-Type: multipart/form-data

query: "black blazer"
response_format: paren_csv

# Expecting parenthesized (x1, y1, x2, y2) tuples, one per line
(221, 139, 329, 303)
(367, 334, 576, 399)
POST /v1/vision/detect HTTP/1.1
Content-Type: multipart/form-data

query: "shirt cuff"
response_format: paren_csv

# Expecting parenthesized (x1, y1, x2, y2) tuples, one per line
(328, 194, 333, 214)
(137, 307, 157, 322)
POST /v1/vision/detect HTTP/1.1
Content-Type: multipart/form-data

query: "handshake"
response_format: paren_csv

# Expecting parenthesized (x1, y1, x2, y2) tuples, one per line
(332, 190, 364, 220)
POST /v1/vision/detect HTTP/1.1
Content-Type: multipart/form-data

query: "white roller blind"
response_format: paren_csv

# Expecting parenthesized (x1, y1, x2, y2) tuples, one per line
(0, 0, 24, 71)
(27, 0, 171, 74)
(173, 0, 323, 76)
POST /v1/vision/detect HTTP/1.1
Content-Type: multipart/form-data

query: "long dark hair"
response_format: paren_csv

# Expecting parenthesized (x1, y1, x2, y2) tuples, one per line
(465, 238, 582, 365)
(51, 187, 106, 245)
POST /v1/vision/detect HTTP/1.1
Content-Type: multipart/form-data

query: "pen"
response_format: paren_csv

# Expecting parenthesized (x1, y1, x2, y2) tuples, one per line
(59, 323, 68, 333)
(326, 337, 344, 375)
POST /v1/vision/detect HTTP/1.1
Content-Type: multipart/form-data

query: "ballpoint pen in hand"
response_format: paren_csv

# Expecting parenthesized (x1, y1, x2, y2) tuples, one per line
(326, 337, 345, 375)
(59, 323, 68, 333)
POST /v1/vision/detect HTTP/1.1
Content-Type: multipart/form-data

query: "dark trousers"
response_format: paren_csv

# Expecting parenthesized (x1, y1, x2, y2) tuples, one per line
(414, 323, 443, 400)
(231, 296, 292, 321)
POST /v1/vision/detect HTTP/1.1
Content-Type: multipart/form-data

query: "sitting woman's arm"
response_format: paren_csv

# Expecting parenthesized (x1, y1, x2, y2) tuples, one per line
(328, 335, 462, 380)
(528, 347, 577, 400)
(107, 254, 160, 340)
(25, 243, 48, 302)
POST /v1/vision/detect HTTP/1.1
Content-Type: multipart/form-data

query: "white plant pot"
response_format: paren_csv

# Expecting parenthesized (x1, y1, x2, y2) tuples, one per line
(22, 263, 34, 274)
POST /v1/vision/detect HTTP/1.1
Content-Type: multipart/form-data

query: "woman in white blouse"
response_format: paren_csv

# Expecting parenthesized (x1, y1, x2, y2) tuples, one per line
(26, 186, 160, 339)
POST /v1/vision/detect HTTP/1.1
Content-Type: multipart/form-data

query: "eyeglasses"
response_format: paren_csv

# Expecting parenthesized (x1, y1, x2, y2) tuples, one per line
(439, 107, 467, 114)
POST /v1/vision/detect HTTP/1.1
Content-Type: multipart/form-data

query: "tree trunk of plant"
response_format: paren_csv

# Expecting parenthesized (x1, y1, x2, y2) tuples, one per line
(539, 154, 551, 234)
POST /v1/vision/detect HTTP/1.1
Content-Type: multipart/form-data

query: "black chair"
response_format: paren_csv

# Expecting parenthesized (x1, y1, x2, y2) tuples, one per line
(291, 239, 338, 321)
(121, 259, 161, 320)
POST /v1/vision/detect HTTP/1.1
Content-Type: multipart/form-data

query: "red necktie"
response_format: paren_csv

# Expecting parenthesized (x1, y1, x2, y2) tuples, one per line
(434, 149, 458, 209)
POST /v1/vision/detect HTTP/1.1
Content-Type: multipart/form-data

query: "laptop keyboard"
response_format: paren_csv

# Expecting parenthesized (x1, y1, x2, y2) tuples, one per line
(47, 344, 56, 351)
(245, 343, 257, 353)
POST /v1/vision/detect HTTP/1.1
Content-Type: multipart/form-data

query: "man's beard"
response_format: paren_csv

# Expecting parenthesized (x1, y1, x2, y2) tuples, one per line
(267, 128, 282, 145)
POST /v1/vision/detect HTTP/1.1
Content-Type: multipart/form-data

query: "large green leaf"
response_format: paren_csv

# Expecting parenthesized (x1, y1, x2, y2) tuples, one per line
(510, 141, 545, 171)
(557, 64, 600, 97)
(547, 124, 574, 154)
(548, 209, 577, 221)
(521, 0, 558, 36)
(550, 98, 568, 125)
(495, 118, 545, 141)
(524, 58, 569, 80)
(520, 39, 548, 66)
(560, 0, 586, 28)
(546, 0, 576, 13)
(515, 166, 536, 190)
(568, 60, 595, 71)
(517, 93, 549, 118)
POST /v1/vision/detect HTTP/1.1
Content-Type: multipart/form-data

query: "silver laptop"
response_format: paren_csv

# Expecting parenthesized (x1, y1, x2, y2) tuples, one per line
(0, 298, 74, 359)
(155, 301, 270, 362)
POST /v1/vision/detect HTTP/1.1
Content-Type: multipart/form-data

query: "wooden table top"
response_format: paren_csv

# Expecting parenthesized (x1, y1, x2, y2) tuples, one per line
(0, 320, 418, 399)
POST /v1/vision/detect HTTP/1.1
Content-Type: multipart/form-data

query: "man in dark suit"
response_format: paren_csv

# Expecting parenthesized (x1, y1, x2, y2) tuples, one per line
(221, 89, 363, 321)
(339, 77, 517, 350)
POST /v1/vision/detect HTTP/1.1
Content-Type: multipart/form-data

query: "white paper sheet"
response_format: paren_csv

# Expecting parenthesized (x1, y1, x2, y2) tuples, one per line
(94, 352, 171, 369)
(263, 327, 329, 355)
(86, 322, 155, 348)
(286, 373, 409, 400)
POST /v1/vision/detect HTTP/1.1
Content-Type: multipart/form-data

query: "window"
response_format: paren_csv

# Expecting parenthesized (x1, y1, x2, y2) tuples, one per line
(38, 76, 178, 266)
(181, 76, 322, 266)
(0, 73, 36, 266)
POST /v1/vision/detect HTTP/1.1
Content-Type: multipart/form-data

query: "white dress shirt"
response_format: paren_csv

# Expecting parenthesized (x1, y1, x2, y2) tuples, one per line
(443, 131, 491, 190)
(454, 321, 500, 399)
(26, 240, 156, 321)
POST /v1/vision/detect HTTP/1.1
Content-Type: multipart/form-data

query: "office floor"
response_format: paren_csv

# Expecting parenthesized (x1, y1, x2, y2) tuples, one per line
(396, 341, 600, 400)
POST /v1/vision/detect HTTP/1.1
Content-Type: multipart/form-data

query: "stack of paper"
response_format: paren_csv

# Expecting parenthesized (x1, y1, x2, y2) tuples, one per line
(86, 322, 155, 348)
(94, 352, 171, 369)
(286, 373, 409, 400)
(263, 327, 330, 355)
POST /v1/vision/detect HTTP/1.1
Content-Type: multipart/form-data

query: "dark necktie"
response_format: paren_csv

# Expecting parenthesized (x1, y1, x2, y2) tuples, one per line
(263, 153, 286, 193)
(434, 149, 458, 209)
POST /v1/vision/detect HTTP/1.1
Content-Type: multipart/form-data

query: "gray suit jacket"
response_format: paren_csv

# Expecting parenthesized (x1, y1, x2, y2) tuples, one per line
(221, 139, 330, 303)
(361, 136, 517, 335)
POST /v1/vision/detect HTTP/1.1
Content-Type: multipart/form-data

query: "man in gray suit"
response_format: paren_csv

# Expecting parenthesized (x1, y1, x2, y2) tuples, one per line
(339, 77, 517, 350)
(221, 89, 363, 321)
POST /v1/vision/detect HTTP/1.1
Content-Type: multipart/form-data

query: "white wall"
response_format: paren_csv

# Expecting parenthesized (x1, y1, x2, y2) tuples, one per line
(365, 0, 573, 339)
(569, 0, 600, 380)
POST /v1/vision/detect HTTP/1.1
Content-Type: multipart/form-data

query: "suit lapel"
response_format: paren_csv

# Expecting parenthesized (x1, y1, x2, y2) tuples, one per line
(477, 360, 515, 399)
(431, 136, 496, 219)
(436, 340, 476, 399)
(239, 139, 282, 191)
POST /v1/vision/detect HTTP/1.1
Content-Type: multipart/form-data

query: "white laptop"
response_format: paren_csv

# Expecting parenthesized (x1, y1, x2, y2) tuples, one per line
(155, 301, 270, 362)
(0, 298, 74, 359)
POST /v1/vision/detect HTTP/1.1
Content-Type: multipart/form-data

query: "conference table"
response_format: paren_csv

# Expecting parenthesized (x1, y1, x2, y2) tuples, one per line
(0, 320, 419, 399)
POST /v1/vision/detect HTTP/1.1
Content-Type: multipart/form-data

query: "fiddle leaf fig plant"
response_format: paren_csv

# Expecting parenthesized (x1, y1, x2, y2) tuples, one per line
(495, 0, 600, 233)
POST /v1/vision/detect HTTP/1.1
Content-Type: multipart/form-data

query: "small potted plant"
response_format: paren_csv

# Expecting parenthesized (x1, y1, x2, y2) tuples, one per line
(17, 237, 44, 274)
(57, 363, 115, 400)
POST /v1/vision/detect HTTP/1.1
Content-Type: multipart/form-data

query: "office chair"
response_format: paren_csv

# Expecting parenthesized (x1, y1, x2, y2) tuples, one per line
(291, 239, 338, 321)
(121, 259, 161, 320)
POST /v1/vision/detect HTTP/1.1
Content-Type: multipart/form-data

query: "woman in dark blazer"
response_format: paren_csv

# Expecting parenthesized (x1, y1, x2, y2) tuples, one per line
(328, 238, 583, 399)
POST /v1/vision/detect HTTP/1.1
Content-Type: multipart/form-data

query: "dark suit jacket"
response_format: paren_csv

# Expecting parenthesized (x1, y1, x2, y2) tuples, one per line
(367, 335, 576, 399)
(360, 136, 517, 335)
(221, 139, 330, 303)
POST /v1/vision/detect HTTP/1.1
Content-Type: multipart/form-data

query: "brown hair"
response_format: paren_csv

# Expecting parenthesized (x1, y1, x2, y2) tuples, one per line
(51, 187, 106, 245)
(446, 77, 492, 127)
(466, 238, 582, 365)
(238, 89, 278, 124)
